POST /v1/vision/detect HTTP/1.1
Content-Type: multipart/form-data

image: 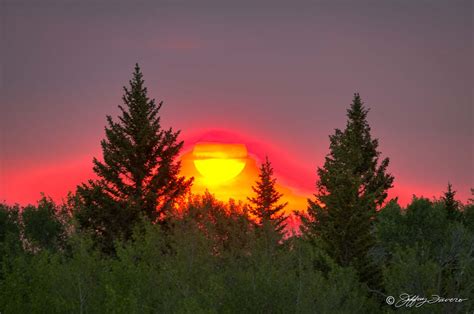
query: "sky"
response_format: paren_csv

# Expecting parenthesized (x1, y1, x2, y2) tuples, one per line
(1, 0, 472, 207)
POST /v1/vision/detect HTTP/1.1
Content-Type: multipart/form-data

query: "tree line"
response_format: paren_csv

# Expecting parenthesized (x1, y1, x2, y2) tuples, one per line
(1, 65, 473, 313)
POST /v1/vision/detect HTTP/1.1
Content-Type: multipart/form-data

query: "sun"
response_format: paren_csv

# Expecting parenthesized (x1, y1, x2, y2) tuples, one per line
(179, 137, 310, 212)
(192, 143, 247, 185)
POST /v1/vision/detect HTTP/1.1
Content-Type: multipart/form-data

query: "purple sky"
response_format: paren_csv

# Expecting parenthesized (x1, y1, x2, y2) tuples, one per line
(1, 0, 472, 204)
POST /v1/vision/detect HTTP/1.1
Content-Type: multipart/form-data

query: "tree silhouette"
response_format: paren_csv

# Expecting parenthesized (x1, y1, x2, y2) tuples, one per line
(301, 93, 394, 289)
(442, 182, 460, 221)
(248, 156, 288, 243)
(75, 64, 192, 252)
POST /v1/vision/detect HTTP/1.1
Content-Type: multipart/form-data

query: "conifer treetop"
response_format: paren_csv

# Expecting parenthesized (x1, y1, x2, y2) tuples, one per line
(248, 156, 288, 236)
(76, 64, 192, 252)
(301, 93, 394, 289)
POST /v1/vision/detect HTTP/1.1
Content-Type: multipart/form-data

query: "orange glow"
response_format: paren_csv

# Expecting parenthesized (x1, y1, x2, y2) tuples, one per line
(180, 141, 310, 213)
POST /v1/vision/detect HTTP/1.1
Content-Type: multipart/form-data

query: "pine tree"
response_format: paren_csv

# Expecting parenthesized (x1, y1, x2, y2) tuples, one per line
(75, 64, 192, 252)
(442, 182, 460, 221)
(301, 93, 394, 289)
(247, 156, 288, 243)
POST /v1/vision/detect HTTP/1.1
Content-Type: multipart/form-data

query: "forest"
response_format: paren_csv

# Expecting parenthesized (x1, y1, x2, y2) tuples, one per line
(1, 65, 473, 313)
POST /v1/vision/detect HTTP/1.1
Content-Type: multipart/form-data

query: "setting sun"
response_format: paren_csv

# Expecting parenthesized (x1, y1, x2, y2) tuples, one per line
(192, 143, 248, 185)
(179, 140, 309, 213)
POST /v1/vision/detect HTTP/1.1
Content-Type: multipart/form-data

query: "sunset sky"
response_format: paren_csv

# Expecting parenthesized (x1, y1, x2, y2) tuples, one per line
(1, 0, 472, 207)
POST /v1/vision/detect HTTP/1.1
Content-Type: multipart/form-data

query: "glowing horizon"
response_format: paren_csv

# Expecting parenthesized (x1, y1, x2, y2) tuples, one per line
(1, 128, 470, 208)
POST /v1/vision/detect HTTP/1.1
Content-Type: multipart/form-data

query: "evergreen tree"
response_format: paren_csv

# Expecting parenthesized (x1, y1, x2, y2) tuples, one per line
(442, 182, 460, 221)
(247, 156, 288, 243)
(76, 64, 192, 252)
(301, 93, 394, 289)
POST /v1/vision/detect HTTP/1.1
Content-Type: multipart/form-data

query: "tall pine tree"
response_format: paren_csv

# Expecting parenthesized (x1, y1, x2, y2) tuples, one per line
(301, 93, 394, 289)
(248, 156, 288, 243)
(76, 64, 192, 251)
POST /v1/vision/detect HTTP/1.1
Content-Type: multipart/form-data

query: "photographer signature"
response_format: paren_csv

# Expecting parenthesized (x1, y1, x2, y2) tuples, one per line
(386, 293, 468, 308)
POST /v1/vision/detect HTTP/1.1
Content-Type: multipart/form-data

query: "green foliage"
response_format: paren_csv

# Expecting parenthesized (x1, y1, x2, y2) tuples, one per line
(22, 196, 66, 252)
(377, 197, 449, 257)
(463, 188, 474, 231)
(179, 192, 254, 257)
(0, 204, 20, 243)
(2, 192, 472, 313)
(377, 197, 474, 313)
(75, 64, 192, 252)
(301, 93, 394, 289)
(0, 203, 22, 281)
(0, 232, 107, 313)
(0, 197, 379, 313)
(464, 204, 474, 232)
